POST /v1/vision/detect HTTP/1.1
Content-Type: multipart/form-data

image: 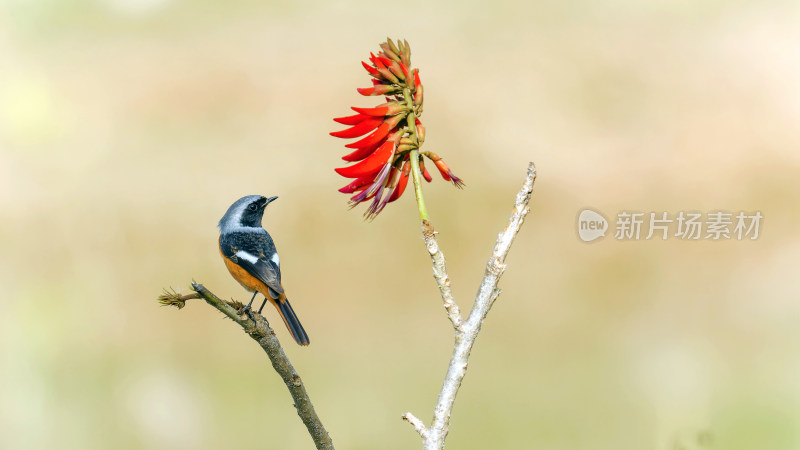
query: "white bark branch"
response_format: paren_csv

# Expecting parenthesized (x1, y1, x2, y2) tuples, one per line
(402, 412, 429, 439)
(405, 162, 537, 449)
(423, 224, 463, 330)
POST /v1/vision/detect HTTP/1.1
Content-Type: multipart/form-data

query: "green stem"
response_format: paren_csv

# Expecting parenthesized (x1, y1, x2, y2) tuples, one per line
(409, 148, 429, 221)
(404, 87, 429, 222)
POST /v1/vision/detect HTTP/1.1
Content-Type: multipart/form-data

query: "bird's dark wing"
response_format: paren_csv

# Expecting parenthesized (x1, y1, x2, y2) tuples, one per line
(234, 256, 284, 297)
(220, 232, 284, 297)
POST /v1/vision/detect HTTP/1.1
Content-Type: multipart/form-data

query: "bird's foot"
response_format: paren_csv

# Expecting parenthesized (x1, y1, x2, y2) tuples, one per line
(241, 304, 257, 323)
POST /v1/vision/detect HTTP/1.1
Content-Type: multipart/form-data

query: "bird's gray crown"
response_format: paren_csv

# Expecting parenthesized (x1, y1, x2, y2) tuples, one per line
(218, 195, 272, 234)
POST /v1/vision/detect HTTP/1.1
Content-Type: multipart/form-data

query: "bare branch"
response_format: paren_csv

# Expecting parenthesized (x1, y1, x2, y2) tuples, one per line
(160, 282, 334, 450)
(406, 162, 536, 449)
(402, 412, 429, 439)
(422, 222, 463, 330)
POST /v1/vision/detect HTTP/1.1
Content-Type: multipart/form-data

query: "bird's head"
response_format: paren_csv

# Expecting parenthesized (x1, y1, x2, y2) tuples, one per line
(218, 195, 278, 232)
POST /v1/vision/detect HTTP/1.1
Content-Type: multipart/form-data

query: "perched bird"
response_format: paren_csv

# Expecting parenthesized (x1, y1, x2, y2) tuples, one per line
(218, 195, 309, 345)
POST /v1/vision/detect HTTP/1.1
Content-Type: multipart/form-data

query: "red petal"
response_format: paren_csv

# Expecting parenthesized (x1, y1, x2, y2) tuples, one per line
(357, 85, 397, 96)
(334, 113, 370, 125)
(371, 53, 386, 69)
(344, 121, 392, 149)
(351, 106, 389, 116)
(342, 128, 399, 162)
(330, 116, 382, 138)
(341, 138, 384, 161)
(388, 161, 411, 202)
(335, 141, 395, 178)
(414, 70, 421, 87)
(433, 159, 451, 181)
(338, 175, 374, 193)
(361, 61, 379, 76)
(420, 159, 432, 182)
(351, 103, 406, 117)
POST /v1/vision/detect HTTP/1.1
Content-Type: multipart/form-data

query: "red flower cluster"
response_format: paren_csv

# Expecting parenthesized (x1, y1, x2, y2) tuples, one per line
(331, 38, 463, 219)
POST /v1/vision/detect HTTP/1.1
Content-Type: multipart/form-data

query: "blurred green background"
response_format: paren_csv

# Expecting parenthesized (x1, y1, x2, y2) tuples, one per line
(1, 0, 798, 449)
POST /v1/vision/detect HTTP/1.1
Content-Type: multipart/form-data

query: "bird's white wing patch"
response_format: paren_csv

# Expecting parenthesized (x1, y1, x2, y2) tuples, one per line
(271, 253, 280, 266)
(235, 250, 260, 264)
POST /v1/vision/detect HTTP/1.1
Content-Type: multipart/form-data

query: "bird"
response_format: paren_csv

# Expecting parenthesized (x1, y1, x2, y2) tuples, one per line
(218, 195, 310, 345)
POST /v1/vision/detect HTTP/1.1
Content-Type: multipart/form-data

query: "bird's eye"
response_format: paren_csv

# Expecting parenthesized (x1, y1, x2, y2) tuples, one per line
(248, 204, 258, 211)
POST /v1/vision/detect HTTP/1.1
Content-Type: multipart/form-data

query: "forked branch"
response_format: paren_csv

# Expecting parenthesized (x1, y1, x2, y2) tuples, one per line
(403, 162, 537, 449)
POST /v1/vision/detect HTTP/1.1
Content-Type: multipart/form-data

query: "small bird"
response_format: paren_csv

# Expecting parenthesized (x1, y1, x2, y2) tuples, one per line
(218, 195, 309, 345)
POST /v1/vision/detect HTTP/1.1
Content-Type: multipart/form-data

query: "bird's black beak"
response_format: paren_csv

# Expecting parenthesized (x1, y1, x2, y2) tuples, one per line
(260, 196, 278, 208)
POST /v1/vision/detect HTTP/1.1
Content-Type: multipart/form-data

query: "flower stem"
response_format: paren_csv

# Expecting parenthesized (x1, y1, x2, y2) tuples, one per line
(409, 148, 429, 221)
(403, 86, 429, 222)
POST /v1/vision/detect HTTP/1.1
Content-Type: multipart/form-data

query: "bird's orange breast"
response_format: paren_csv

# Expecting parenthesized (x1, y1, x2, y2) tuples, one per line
(220, 248, 271, 294)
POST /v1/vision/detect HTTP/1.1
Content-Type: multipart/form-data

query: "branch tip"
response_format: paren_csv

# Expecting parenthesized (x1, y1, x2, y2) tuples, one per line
(402, 412, 429, 438)
(158, 287, 200, 309)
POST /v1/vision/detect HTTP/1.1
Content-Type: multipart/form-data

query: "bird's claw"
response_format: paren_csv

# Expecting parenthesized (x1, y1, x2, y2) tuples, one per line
(242, 304, 257, 323)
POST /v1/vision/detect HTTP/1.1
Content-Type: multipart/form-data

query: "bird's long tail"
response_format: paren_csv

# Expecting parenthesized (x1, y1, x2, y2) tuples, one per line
(273, 295, 310, 346)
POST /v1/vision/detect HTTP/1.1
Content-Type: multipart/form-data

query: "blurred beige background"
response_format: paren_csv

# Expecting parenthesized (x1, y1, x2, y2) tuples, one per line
(1, 0, 798, 449)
